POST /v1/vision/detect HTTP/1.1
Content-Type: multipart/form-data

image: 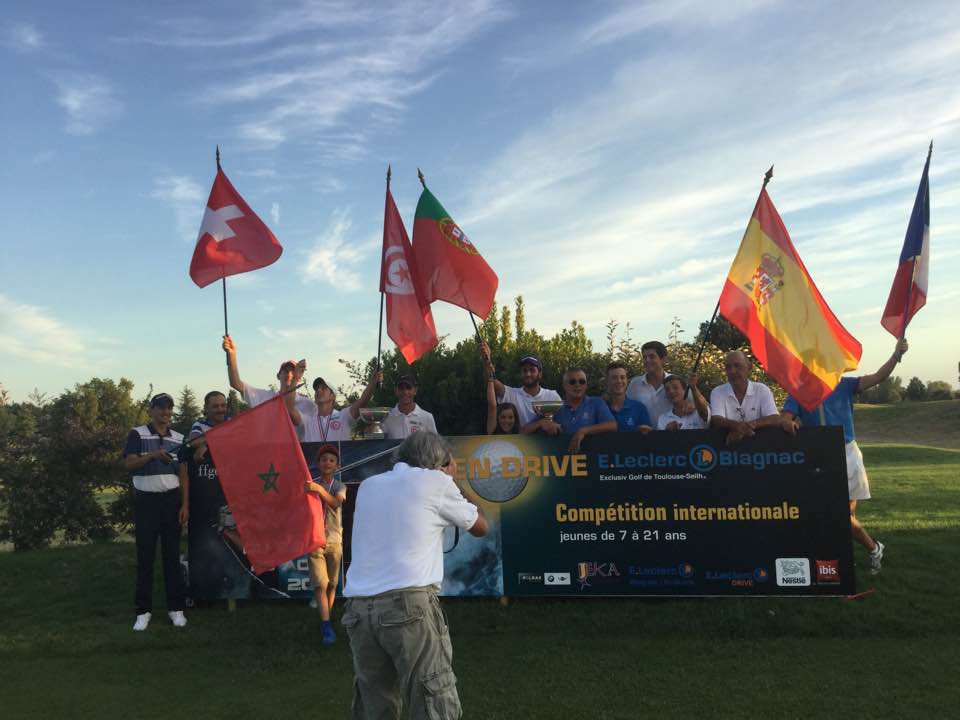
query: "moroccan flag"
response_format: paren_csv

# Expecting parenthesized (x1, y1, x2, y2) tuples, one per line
(189, 166, 283, 288)
(719, 189, 862, 411)
(412, 186, 498, 319)
(203, 396, 323, 573)
(881, 147, 931, 338)
(381, 185, 439, 363)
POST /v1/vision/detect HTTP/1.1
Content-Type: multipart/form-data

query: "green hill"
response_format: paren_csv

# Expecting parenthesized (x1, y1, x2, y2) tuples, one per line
(854, 400, 960, 449)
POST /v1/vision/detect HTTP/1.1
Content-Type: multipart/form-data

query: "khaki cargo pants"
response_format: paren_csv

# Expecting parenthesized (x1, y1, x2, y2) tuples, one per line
(341, 588, 462, 720)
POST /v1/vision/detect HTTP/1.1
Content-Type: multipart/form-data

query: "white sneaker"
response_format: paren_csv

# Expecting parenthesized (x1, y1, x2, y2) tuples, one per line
(868, 541, 884, 575)
(133, 612, 151, 631)
(168, 610, 188, 627)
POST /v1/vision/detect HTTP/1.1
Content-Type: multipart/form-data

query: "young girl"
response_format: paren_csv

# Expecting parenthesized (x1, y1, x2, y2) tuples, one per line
(304, 444, 347, 645)
(658, 375, 710, 430)
(485, 367, 520, 434)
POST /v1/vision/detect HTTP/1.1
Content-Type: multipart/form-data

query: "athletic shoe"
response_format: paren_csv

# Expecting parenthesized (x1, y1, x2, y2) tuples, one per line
(868, 540, 884, 575)
(168, 610, 188, 627)
(133, 612, 151, 631)
(321, 624, 337, 646)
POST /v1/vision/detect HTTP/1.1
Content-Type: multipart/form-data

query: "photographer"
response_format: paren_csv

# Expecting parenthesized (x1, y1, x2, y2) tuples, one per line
(341, 432, 487, 719)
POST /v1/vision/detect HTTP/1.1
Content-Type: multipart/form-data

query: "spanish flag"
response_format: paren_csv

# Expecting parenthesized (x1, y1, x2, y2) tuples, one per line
(719, 188, 862, 411)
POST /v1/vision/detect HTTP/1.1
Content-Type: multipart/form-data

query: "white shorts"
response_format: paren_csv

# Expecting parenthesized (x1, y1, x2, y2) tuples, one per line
(846, 441, 871, 501)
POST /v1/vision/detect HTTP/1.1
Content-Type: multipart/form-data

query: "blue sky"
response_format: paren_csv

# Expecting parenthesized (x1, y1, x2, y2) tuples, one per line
(2, 0, 959, 403)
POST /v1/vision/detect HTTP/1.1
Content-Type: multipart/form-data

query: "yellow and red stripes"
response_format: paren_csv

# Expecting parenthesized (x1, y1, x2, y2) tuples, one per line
(719, 190, 861, 411)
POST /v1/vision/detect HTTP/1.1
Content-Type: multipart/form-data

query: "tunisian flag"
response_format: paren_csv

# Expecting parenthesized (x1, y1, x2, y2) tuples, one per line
(719, 188, 862, 411)
(203, 395, 324, 573)
(381, 185, 439, 363)
(189, 166, 283, 288)
(881, 146, 931, 338)
(412, 186, 498, 319)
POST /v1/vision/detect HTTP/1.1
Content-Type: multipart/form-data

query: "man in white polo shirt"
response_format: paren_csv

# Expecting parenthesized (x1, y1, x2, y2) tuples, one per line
(480, 341, 561, 427)
(222, 335, 307, 425)
(709, 351, 792, 443)
(299, 370, 382, 443)
(626, 340, 676, 427)
(382, 375, 437, 439)
(342, 432, 487, 719)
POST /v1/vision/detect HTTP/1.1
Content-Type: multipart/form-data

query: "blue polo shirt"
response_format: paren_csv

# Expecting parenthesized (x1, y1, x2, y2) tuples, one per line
(124, 423, 184, 492)
(783, 376, 858, 444)
(606, 397, 651, 432)
(554, 396, 616, 434)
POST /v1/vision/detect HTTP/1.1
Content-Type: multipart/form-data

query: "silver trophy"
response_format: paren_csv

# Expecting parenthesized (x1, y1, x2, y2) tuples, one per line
(531, 400, 564, 422)
(359, 407, 391, 439)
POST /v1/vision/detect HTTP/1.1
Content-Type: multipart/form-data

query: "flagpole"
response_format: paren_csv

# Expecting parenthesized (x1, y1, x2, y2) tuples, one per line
(895, 142, 932, 361)
(215, 145, 231, 365)
(687, 166, 773, 392)
(377, 165, 390, 378)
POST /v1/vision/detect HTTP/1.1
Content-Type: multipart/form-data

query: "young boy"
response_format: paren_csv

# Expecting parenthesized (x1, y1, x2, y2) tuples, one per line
(657, 375, 710, 431)
(304, 444, 347, 645)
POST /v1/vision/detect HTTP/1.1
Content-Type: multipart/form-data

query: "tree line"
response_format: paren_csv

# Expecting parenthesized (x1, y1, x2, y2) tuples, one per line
(1, 296, 955, 551)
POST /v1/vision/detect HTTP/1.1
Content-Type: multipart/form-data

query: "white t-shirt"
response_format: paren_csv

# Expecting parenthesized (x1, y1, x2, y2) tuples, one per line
(382, 404, 437, 439)
(344, 462, 479, 597)
(298, 405, 357, 442)
(240, 382, 314, 413)
(709, 381, 779, 422)
(626, 374, 674, 426)
(657, 407, 709, 430)
(499, 385, 562, 427)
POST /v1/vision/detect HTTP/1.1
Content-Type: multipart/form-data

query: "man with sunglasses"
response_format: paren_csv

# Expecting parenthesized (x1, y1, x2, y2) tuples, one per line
(299, 370, 383, 443)
(382, 375, 437, 439)
(524, 368, 616, 452)
(480, 341, 561, 427)
(709, 351, 790, 443)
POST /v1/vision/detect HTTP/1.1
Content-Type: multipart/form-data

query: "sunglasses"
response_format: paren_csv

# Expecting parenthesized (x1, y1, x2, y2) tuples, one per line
(566, 378, 587, 385)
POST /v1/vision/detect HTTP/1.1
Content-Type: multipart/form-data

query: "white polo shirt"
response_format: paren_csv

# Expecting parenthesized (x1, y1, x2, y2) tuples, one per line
(382, 404, 437, 439)
(709, 381, 779, 422)
(344, 462, 479, 597)
(626, 373, 674, 426)
(298, 405, 357, 442)
(657, 407, 710, 430)
(240, 382, 313, 413)
(499, 385, 562, 427)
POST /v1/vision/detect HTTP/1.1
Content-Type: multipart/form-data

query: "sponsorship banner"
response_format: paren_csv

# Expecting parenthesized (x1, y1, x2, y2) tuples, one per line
(189, 428, 853, 600)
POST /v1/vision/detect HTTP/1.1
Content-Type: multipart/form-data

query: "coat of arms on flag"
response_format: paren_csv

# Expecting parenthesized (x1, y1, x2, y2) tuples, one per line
(745, 253, 785, 307)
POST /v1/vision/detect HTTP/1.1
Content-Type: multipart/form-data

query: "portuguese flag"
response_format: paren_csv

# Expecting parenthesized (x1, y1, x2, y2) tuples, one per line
(412, 186, 498, 319)
(719, 188, 862, 411)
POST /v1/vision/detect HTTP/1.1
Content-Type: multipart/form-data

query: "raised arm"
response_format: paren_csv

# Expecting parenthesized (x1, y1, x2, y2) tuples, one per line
(858, 338, 909, 393)
(348, 369, 384, 420)
(222, 335, 244, 393)
(485, 368, 498, 435)
(479, 341, 506, 398)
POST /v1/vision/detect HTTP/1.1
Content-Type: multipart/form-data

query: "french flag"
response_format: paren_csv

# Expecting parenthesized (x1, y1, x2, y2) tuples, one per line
(881, 145, 931, 338)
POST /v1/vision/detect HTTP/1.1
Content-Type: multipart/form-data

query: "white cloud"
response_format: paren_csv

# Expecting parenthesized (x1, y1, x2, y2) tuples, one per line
(151, 175, 206, 243)
(300, 208, 376, 289)
(5, 22, 43, 51)
(270, 201, 280, 226)
(0, 293, 98, 368)
(52, 73, 123, 135)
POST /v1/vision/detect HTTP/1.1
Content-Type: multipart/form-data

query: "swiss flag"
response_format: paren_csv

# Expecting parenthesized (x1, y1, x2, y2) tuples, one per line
(381, 185, 439, 363)
(189, 167, 283, 288)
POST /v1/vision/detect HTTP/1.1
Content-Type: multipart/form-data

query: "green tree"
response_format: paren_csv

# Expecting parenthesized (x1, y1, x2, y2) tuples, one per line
(925, 380, 953, 401)
(0, 401, 57, 550)
(173, 386, 201, 435)
(226, 389, 244, 417)
(860, 376, 904, 404)
(696, 316, 748, 352)
(905, 376, 927, 401)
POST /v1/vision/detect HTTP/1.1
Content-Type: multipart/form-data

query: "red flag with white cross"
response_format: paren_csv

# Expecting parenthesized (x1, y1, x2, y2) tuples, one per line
(189, 166, 283, 288)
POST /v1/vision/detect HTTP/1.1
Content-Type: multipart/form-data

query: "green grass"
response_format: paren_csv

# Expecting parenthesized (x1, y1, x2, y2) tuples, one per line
(2, 444, 959, 719)
(855, 399, 960, 449)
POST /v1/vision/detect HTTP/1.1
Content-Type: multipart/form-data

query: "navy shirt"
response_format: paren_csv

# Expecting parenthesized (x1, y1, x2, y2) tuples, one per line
(605, 397, 651, 432)
(554, 396, 616, 434)
(123, 423, 183, 492)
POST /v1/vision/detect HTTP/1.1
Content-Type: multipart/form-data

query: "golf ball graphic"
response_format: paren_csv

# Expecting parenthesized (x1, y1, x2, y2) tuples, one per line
(467, 439, 528, 503)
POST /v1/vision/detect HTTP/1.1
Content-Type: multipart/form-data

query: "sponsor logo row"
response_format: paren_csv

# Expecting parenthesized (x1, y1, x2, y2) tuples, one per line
(518, 558, 841, 589)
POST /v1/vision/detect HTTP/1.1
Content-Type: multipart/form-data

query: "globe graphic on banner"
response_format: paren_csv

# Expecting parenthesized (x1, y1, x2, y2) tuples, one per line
(467, 439, 528, 503)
